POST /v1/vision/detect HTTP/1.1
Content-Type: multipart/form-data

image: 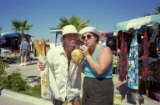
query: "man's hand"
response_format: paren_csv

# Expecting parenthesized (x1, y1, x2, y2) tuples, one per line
(38, 62, 46, 71)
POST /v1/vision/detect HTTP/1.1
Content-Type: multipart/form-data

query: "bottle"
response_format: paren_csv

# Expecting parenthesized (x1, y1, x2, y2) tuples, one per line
(114, 91, 122, 105)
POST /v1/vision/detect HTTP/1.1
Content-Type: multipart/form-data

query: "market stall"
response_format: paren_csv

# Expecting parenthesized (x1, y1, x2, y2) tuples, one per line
(115, 14, 160, 98)
(0, 32, 32, 63)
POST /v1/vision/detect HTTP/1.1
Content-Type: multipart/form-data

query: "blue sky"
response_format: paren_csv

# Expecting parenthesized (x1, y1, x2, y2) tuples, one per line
(0, 0, 159, 43)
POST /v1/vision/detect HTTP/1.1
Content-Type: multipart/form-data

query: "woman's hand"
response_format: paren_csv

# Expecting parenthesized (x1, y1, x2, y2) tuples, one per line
(80, 45, 89, 56)
(38, 62, 46, 71)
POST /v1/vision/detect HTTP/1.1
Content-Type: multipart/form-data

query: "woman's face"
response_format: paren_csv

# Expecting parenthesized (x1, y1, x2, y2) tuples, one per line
(81, 32, 97, 47)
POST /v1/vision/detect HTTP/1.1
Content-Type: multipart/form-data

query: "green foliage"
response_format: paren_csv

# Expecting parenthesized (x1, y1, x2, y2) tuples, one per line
(29, 85, 41, 98)
(0, 58, 8, 76)
(11, 19, 34, 37)
(0, 70, 28, 92)
(154, 4, 160, 15)
(0, 58, 41, 97)
(21, 85, 41, 98)
(0, 75, 8, 87)
(7, 72, 28, 91)
(57, 15, 90, 31)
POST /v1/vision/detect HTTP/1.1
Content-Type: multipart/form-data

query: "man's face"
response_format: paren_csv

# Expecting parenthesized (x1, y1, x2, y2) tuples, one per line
(63, 33, 79, 46)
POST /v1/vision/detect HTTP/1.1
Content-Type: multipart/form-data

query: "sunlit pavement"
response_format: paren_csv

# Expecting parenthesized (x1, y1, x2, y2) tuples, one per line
(2, 59, 160, 105)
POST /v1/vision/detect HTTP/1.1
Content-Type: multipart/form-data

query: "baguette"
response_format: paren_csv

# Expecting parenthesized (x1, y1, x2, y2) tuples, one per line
(33, 39, 42, 56)
(41, 39, 46, 56)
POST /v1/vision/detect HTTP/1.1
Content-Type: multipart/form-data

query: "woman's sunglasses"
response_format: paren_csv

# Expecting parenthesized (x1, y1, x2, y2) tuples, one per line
(82, 34, 92, 40)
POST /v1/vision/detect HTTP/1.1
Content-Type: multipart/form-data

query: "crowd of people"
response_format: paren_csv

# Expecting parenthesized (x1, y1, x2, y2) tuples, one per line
(38, 25, 113, 105)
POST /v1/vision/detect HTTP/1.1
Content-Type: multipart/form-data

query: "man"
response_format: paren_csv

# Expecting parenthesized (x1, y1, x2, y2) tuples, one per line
(19, 37, 30, 66)
(38, 25, 81, 105)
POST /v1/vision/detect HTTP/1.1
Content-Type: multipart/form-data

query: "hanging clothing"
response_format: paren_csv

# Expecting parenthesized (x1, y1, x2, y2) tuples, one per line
(141, 32, 149, 80)
(119, 33, 128, 81)
(149, 31, 159, 58)
(127, 31, 139, 90)
(150, 31, 158, 43)
(157, 38, 160, 51)
(157, 31, 160, 54)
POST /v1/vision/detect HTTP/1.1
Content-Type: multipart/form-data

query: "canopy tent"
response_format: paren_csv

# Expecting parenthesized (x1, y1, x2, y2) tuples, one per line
(115, 14, 160, 92)
(100, 31, 117, 37)
(1, 32, 31, 39)
(49, 28, 62, 34)
(0, 36, 6, 43)
(115, 14, 160, 32)
(0, 32, 32, 50)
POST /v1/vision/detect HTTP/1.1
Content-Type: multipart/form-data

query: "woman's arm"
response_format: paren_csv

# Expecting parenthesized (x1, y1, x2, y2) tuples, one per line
(85, 46, 113, 75)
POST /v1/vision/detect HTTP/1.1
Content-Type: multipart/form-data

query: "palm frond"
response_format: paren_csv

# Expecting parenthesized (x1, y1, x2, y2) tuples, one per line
(11, 20, 21, 28)
(11, 19, 34, 36)
(154, 4, 160, 15)
(57, 15, 90, 30)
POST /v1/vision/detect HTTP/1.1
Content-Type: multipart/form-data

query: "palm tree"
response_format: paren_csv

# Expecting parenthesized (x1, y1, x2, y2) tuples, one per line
(154, 4, 160, 15)
(11, 19, 34, 37)
(57, 15, 90, 31)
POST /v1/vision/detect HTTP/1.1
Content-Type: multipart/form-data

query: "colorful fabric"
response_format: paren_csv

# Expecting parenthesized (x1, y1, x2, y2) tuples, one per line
(119, 33, 128, 81)
(113, 55, 118, 68)
(127, 31, 139, 90)
(141, 32, 149, 80)
(148, 60, 160, 82)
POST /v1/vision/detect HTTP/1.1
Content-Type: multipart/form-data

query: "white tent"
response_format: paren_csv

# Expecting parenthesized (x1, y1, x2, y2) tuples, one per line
(115, 14, 160, 32)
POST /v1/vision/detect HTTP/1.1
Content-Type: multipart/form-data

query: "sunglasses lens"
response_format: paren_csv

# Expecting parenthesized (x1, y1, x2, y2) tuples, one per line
(82, 34, 91, 40)
(87, 35, 91, 39)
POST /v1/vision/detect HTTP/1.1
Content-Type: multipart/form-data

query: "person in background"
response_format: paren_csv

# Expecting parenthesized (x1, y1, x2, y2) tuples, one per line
(76, 26, 113, 105)
(19, 37, 30, 66)
(27, 44, 32, 65)
(38, 25, 81, 105)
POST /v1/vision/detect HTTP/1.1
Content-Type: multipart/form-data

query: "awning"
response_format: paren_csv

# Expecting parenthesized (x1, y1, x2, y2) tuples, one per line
(115, 14, 160, 32)
(1, 32, 31, 38)
(49, 28, 62, 46)
(100, 31, 117, 37)
(49, 28, 62, 34)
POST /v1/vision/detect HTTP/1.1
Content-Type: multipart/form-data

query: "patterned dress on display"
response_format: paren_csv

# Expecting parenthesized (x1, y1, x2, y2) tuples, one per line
(141, 32, 149, 80)
(119, 33, 128, 81)
(127, 31, 139, 90)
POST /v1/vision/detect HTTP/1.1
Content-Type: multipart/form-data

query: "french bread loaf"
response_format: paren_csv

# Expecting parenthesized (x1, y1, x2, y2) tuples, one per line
(41, 39, 46, 56)
(33, 39, 42, 56)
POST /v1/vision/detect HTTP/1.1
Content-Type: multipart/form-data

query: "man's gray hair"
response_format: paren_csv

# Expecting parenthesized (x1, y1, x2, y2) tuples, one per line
(23, 37, 26, 41)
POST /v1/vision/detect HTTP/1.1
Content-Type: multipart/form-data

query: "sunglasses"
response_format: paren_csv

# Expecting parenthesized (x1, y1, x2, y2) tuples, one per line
(82, 34, 92, 40)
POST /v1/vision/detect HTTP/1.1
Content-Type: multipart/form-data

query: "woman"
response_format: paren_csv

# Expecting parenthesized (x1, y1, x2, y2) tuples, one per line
(77, 26, 113, 105)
